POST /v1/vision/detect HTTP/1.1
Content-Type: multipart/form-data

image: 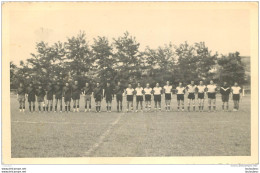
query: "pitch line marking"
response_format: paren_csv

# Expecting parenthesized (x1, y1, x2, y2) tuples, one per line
(84, 114, 122, 157)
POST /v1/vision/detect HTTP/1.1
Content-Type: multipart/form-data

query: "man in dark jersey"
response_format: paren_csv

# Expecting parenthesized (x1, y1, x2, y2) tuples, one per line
(26, 82, 36, 112)
(63, 82, 72, 113)
(82, 82, 93, 112)
(104, 82, 114, 112)
(114, 81, 124, 112)
(54, 81, 63, 112)
(35, 85, 46, 113)
(46, 82, 54, 112)
(220, 82, 231, 111)
(72, 80, 81, 112)
(93, 82, 103, 113)
(17, 82, 26, 113)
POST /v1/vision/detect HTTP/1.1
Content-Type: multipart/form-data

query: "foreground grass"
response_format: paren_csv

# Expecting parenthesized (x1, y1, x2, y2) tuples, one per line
(11, 95, 250, 157)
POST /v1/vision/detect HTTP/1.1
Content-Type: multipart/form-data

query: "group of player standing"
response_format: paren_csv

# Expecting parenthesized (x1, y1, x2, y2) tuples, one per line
(16, 79, 243, 113)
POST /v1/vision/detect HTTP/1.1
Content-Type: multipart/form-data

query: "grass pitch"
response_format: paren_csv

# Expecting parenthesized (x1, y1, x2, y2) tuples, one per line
(11, 94, 251, 157)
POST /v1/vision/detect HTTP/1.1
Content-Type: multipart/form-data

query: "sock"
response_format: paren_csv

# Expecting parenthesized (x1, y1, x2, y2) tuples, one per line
(202, 106, 204, 110)
(39, 106, 41, 111)
(96, 106, 98, 112)
(99, 106, 101, 112)
(117, 105, 119, 111)
(33, 106, 35, 111)
(209, 106, 211, 110)
(68, 106, 70, 111)
(23, 106, 25, 110)
(46, 106, 49, 111)
(177, 106, 180, 110)
(89, 105, 91, 109)
(109, 106, 111, 111)
(188, 106, 190, 111)
(19, 106, 22, 110)
(226, 106, 228, 110)
(120, 106, 122, 111)
(50, 106, 52, 111)
(65, 106, 67, 111)
(182, 106, 184, 110)
(107, 106, 108, 111)
(193, 106, 195, 111)
(43, 106, 45, 111)
(55, 106, 57, 111)
(198, 106, 201, 110)
(77, 105, 79, 108)
(60, 106, 62, 111)
(222, 105, 224, 110)
(29, 106, 31, 112)
(213, 106, 216, 110)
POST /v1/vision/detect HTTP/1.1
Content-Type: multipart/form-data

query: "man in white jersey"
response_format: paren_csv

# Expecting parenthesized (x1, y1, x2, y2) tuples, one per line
(125, 83, 134, 112)
(163, 81, 173, 111)
(135, 82, 144, 112)
(206, 80, 217, 112)
(144, 83, 153, 111)
(153, 83, 163, 111)
(175, 82, 185, 111)
(186, 81, 197, 111)
(231, 82, 242, 111)
(197, 81, 207, 112)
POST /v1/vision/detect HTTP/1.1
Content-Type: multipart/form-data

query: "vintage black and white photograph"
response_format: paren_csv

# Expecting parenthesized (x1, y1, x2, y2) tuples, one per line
(2, 2, 258, 164)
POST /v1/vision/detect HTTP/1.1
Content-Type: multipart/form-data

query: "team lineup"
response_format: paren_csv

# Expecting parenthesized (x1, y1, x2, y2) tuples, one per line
(16, 79, 243, 113)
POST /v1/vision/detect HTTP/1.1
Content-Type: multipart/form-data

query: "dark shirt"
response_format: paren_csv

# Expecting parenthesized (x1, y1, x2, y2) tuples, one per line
(17, 86, 26, 95)
(27, 86, 36, 96)
(220, 86, 231, 96)
(63, 86, 71, 97)
(82, 86, 92, 95)
(36, 88, 46, 98)
(54, 84, 63, 96)
(72, 84, 80, 95)
(104, 86, 114, 98)
(46, 85, 54, 97)
(93, 86, 103, 97)
(114, 85, 124, 95)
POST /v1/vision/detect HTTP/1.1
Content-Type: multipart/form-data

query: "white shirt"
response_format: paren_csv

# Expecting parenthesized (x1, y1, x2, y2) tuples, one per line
(186, 84, 197, 93)
(126, 88, 134, 95)
(135, 87, 143, 96)
(144, 88, 152, 95)
(176, 86, 185, 94)
(164, 85, 172, 94)
(197, 85, 206, 93)
(231, 86, 241, 94)
(153, 87, 162, 95)
(207, 84, 217, 93)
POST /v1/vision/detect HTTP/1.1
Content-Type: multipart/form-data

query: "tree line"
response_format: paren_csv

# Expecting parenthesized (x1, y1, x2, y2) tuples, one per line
(10, 31, 248, 89)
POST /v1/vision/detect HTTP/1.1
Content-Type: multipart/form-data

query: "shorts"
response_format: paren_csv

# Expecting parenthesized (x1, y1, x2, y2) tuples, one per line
(37, 96, 44, 102)
(208, 93, 216, 99)
(136, 95, 143, 102)
(127, 95, 133, 102)
(84, 95, 91, 102)
(154, 95, 161, 102)
(177, 94, 184, 101)
(188, 93, 195, 100)
(95, 95, 102, 102)
(64, 96, 71, 102)
(165, 93, 171, 100)
(72, 93, 80, 100)
(55, 94, 62, 100)
(18, 95, 25, 102)
(233, 94, 240, 101)
(47, 94, 53, 100)
(116, 94, 122, 102)
(28, 95, 35, 102)
(222, 95, 229, 102)
(145, 95, 151, 101)
(198, 93, 204, 99)
(106, 96, 112, 103)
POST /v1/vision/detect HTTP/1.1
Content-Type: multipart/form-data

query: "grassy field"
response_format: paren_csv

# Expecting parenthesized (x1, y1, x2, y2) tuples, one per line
(11, 94, 251, 157)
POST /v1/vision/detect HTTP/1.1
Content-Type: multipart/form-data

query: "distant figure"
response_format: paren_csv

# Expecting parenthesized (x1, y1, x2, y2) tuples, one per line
(135, 82, 144, 112)
(17, 82, 26, 113)
(207, 80, 217, 112)
(197, 81, 206, 112)
(220, 82, 231, 111)
(144, 83, 152, 112)
(93, 82, 103, 113)
(82, 82, 92, 112)
(125, 83, 134, 112)
(231, 82, 242, 111)
(176, 82, 185, 111)
(63, 82, 72, 113)
(104, 82, 114, 112)
(114, 81, 124, 112)
(36, 85, 46, 113)
(163, 81, 173, 112)
(186, 81, 197, 111)
(26, 82, 36, 112)
(153, 83, 163, 111)
(46, 82, 54, 112)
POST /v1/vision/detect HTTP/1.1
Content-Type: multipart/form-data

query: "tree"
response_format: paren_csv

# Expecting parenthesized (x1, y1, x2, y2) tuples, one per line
(91, 36, 115, 85)
(113, 31, 142, 87)
(217, 52, 246, 85)
(65, 31, 92, 86)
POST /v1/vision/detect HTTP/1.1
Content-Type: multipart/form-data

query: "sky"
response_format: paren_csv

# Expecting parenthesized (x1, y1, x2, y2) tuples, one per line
(5, 2, 254, 65)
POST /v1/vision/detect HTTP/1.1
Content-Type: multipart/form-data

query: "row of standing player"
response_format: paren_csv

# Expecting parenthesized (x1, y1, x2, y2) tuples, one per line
(16, 80, 242, 113)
